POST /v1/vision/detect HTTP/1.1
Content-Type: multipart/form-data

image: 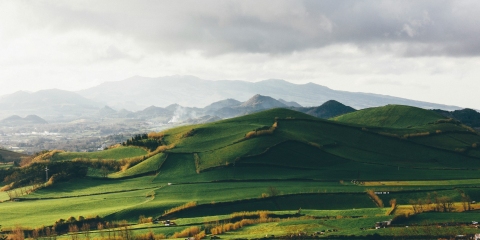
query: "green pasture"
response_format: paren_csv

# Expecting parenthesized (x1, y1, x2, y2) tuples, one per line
(21, 176, 160, 199)
(0, 190, 151, 228)
(217, 216, 393, 239)
(151, 152, 480, 184)
(331, 104, 445, 128)
(0, 191, 9, 202)
(109, 153, 167, 178)
(105, 180, 376, 222)
(0, 163, 12, 169)
(377, 189, 462, 205)
(399, 212, 480, 225)
(52, 146, 148, 161)
(408, 132, 480, 152)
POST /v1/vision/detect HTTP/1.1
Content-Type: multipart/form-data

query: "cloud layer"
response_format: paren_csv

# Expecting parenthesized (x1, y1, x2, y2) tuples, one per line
(0, 0, 479, 109)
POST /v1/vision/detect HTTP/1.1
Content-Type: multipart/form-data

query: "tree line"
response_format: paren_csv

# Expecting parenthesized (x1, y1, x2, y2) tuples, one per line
(122, 133, 164, 152)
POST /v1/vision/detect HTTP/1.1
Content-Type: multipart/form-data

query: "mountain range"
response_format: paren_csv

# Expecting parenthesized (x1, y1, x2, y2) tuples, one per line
(0, 115, 48, 126)
(77, 75, 461, 111)
(0, 75, 469, 123)
(90, 94, 355, 124)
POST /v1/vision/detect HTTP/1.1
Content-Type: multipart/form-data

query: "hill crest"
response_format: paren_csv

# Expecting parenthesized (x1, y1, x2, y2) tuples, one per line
(332, 104, 446, 128)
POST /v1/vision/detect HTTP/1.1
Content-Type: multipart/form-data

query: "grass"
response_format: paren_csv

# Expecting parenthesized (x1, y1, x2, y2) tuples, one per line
(400, 211, 480, 225)
(0, 191, 9, 202)
(0, 190, 150, 228)
(109, 153, 167, 178)
(331, 104, 446, 128)
(51, 146, 148, 161)
(0, 163, 12, 169)
(21, 176, 160, 199)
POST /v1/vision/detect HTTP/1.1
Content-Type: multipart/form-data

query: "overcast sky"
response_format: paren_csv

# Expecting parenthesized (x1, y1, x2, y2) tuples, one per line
(1, 0, 479, 109)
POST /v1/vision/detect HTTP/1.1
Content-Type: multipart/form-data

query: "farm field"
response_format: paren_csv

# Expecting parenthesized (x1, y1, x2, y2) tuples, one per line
(2, 106, 480, 239)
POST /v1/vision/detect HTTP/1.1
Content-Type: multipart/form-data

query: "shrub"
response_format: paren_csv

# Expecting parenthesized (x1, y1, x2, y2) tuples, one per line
(244, 122, 277, 139)
(163, 201, 197, 216)
(172, 226, 200, 238)
(366, 190, 384, 208)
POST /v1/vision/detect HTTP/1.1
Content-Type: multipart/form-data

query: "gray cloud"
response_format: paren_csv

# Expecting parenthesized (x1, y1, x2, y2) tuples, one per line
(11, 0, 479, 57)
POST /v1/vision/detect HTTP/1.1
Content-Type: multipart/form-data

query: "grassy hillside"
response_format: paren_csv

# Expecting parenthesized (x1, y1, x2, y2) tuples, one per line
(3, 107, 480, 239)
(147, 108, 480, 174)
(51, 146, 148, 161)
(331, 104, 446, 128)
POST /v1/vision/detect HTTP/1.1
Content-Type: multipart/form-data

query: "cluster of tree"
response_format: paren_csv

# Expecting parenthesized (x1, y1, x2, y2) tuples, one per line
(206, 214, 279, 236)
(0, 156, 151, 192)
(122, 134, 163, 151)
(245, 122, 277, 139)
(409, 192, 472, 213)
(1, 161, 89, 189)
(171, 226, 205, 239)
(3, 217, 141, 240)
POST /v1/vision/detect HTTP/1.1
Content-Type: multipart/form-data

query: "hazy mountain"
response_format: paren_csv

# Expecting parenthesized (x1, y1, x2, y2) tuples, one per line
(239, 94, 287, 109)
(0, 89, 101, 121)
(98, 106, 117, 117)
(293, 100, 356, 119)
(76, 75, 460, 111)
(278, 99, 302, 107)
(135, 106, 173, 121)
(182, 115, 222, 124)
(211, 94, 286, 118)
(0, 114, 48, 126)
(204, 99, 242, 112)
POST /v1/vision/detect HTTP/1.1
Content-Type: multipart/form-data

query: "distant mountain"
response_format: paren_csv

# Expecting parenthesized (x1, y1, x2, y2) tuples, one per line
(23, 115, 48, 124)
(182, 115, 222, 124)
(0, 89, 101, 121)
(240, 94, 287, 109)
(135, 106, 173, 120)
(293, 100, 356, 119)
(432, 108, 480, 128)
(212, 94, 288, 119)
(98, 106, 117, 117)
(76, 75, 460, 111)
(0, 114, 48, 126)
(204, 99, 242, 112)
(278, 99, 302, 107)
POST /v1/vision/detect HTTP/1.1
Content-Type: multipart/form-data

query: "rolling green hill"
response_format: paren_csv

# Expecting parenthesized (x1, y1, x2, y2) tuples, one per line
(2, 107, 480, 239)
(331, 104, 446, 128)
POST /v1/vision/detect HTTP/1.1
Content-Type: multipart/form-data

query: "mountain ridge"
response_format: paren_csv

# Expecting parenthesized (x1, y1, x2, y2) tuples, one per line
(76, 75, 461, 111)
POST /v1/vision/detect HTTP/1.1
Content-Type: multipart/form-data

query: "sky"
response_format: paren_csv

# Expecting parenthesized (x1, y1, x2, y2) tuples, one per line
(0, 0, 479, 109)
